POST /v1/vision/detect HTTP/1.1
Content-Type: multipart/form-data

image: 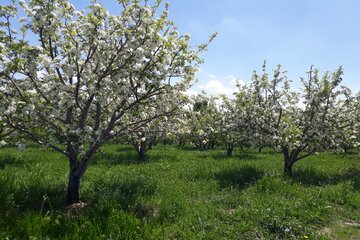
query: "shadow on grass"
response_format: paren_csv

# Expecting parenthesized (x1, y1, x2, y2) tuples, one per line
(210, 152, 260, 161)
(94, 145, 261, 166)
(0, 154, 25, 169)
(92, 151, 137, 165)
(0, 178, 67, 214)
(0, 172, 157, 214)
(0, 177, 157, 239)
(89, 177, 157, 212)
(92, 149, 178, 166)
(215, 166, 264, 190)
(292, 167, 360, 190)
(0, 175, 155, 212)
(114, 145, 137, 152)
(173, 145, 204, 151)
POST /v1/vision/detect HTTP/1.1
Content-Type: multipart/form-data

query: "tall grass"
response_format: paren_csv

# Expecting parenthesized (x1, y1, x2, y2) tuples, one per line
(0, 145, 359, 239)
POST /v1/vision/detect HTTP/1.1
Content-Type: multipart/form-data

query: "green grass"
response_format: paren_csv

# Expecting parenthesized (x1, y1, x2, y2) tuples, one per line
(0, 145, 359, 239)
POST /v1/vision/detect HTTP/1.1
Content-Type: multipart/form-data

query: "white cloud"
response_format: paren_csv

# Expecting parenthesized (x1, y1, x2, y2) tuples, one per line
(199, 75, 244, 97)
(201, 79, 234, 96)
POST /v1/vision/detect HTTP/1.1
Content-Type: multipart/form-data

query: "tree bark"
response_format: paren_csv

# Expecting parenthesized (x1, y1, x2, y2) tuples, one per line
(179, 139, 185, 147)
(283, 160, 293, 176)
(137, 149, 145, 162)
(227, 148, 233, 156)
(211, 140, 216, 149)
(282, 147, 299, 176)
(67, 171, 80, 205)
(65, 138, 101, 205)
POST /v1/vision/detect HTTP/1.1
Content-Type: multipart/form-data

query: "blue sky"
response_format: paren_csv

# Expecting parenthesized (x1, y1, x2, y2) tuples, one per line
(89, 0, 360, 95)
(15, 0, 360, 95)
(164, 0, 360, 95)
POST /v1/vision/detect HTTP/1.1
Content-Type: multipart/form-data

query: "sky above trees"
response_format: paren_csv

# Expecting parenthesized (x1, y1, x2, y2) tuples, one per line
(45, 0, 360, 95)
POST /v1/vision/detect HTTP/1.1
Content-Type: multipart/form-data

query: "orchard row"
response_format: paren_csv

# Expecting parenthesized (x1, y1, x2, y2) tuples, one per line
(0, 0, 358, 205)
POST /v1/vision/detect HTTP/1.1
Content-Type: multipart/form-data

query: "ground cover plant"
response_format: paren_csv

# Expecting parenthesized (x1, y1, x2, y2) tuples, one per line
(0, 144, 359, 239)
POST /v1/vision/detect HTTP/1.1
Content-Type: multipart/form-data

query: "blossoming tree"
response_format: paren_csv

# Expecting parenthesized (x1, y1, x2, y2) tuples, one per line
(0, 0, 214, 204)
(127, 121, 163, 162)
(242, 64, 352, 176)
(332, 93, 360, 153)
(125, 100, 180, 162)
(218, 95, 251, 156)
(185, 92, 221, 149)
(0, 116, 13, 146)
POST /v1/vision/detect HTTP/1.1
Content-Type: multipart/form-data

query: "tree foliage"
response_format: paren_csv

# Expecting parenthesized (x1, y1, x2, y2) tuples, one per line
(0, 0, 214, 204)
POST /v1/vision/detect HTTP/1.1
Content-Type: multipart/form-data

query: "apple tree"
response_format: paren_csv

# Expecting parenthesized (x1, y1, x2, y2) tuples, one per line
(217, 95, 251, 156)
(242, 64, 351, 176)
(185, 92, 221, 149)
(0, 0, 214, 204)
(125, 99, 181, 161)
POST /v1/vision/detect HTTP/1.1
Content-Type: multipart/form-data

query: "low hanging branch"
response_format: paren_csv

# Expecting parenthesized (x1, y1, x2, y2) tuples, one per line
(0, 0, 215, 205)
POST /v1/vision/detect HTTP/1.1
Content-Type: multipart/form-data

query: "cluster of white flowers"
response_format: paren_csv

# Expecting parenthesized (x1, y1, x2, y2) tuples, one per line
(233, 64, 359, 171)
(0, 0, 214, 162)
(166, 64, 360, 163)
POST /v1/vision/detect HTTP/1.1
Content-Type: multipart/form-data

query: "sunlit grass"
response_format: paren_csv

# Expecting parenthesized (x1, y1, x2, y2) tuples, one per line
(0, 145, 359, 239)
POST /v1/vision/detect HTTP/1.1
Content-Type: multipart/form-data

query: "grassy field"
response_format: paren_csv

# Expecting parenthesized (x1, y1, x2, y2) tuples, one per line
(0, 145, 359, 239)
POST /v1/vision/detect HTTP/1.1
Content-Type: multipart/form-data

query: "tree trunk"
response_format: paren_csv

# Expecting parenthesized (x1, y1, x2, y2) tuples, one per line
(133, 141, 147, 162)
(207, 139, 215, 150)
(137, 149, 145, 162)
(67, 171, 80, 205)
(65, 141, 101, 206)
(282, 147, 299, 177)
(283, 160, 293, 176)
(178, 137, 185, 147)
(258, 147, 262, 153)
(211, 140, 216, 149)
(227, 148, 233, 156)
